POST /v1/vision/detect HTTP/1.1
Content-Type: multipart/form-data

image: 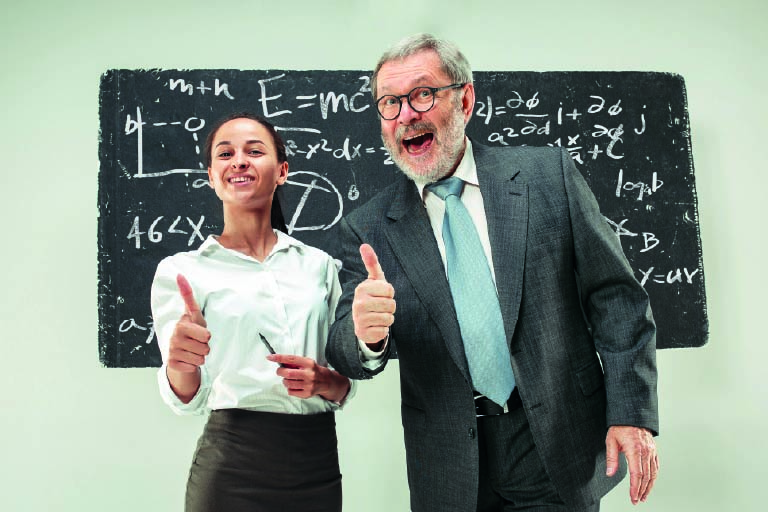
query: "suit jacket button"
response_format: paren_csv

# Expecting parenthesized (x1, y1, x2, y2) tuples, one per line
(468, 428, 475, 439)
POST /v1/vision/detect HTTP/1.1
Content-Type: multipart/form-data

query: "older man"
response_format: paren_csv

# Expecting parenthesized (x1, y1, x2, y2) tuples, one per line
(327, 34, 658, 512)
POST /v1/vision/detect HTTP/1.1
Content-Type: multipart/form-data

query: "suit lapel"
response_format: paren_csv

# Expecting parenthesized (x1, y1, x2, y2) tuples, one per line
(384, 177, 471, 384)
(474, 144, 529, 347)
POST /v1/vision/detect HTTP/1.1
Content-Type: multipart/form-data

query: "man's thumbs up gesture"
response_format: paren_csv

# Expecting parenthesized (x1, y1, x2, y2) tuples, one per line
(352, 244, 396, 347)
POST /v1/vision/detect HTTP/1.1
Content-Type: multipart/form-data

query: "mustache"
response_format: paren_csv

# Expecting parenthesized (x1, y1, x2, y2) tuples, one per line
(396, 122, 437, 145)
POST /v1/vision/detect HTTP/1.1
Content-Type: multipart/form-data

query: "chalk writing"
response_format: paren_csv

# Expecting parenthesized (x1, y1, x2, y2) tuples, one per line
(475, 91, 541, 125)
(127, 215, 206, 249)
(169, 78, 235, 99)
(616, 169, 663, 201)
(641, 232, 660, 253)
(478, 91, 646, 165)
(286, 136, 391, 163)
(125, 107, 208, 178)
(638, 267, 700, 287)
(285, 171, 344, 234)
(119, 317, 156, 354)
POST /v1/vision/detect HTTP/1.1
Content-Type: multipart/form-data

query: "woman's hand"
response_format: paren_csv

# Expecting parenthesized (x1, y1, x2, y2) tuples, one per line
(166, 274, 211, 402)
(268, 354, 351, 404)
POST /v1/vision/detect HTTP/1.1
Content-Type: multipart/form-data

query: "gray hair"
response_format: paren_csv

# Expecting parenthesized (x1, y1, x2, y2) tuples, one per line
(370, 33, 473, 98)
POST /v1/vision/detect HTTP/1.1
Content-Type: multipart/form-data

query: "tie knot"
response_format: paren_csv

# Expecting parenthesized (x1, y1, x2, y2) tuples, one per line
(427, 176, 465, 201)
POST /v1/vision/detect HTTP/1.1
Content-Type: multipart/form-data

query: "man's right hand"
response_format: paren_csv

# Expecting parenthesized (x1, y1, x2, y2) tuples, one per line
(168, 274, 211, 374)
(352, 244, 396, 346)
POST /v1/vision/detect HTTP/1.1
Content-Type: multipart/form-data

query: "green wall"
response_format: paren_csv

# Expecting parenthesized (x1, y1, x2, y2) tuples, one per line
(1, 1, 764, 510)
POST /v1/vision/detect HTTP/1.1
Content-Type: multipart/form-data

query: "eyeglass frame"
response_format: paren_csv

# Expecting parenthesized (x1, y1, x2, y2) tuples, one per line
(375, 83, 467, 120)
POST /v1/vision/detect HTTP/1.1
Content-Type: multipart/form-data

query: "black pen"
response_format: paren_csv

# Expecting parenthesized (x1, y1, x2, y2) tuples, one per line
(259, 333, 285, 367)
(259, 333, 276, 354)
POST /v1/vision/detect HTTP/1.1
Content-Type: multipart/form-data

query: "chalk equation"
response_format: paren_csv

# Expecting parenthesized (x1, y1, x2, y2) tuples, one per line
(479, 93, 648, 166)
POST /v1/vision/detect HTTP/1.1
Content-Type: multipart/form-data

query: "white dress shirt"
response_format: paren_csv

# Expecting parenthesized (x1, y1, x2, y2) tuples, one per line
(152, 230, 355, 415)
(359, 139, 498, 362)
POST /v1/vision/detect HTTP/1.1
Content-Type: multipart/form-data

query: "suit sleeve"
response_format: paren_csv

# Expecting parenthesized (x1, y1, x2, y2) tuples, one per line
(561, 149, 659, 435)
(326, 217, 392, 380)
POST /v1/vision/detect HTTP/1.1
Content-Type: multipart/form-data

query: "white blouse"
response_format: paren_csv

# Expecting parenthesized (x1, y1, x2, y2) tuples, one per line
(151, 230, 354, 415)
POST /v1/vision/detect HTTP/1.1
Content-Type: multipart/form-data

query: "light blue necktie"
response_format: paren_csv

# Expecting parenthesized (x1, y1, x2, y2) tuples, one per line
(427, 176, 516, 406)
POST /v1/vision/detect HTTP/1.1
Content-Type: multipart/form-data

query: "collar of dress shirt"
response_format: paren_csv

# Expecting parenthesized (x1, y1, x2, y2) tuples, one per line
(196, 229, 305, 260)
(416, 137, 477, 202)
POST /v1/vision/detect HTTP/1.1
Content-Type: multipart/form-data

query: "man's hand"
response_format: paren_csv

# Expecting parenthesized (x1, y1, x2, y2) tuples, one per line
(352, 244, 396, 346)
(606, 425, 659, 505)
(268, 354, 351, 403)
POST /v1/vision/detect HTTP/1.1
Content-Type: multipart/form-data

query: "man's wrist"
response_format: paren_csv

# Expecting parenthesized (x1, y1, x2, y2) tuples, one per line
(366, 339, 385, 352)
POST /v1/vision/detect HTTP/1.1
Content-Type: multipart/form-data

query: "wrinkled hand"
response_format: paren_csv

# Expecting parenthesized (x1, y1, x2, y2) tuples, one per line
(352, 244, 396, 346)
(168, 274, 211, 373)
(267, 354, 350, 403)
(606, 425, 659, 504)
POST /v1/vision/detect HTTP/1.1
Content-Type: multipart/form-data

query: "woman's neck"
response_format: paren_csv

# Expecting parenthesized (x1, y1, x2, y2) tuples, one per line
(218, 206, 277, 262)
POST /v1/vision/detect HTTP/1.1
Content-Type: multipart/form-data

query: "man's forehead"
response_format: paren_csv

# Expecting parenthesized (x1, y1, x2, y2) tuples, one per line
(377, 51, 448, 92)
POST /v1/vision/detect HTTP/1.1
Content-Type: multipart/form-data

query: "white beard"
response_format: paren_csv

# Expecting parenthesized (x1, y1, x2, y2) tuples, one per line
(383, 107, 467, 186)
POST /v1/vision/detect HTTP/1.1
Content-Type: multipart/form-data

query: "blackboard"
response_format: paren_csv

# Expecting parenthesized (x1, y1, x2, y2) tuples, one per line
(98, 69, 707, 368)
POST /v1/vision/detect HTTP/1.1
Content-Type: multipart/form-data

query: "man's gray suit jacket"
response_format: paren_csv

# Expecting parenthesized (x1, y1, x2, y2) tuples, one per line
(326, 143, 658, 511)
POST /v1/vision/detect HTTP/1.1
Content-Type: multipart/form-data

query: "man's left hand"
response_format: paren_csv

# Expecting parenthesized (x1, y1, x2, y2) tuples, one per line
(605, 425, 658, 505)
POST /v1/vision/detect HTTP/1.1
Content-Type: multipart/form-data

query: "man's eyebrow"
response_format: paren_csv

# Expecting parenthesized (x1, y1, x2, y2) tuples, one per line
(380, 74, 435, 94)
(409, 74, 434, 86)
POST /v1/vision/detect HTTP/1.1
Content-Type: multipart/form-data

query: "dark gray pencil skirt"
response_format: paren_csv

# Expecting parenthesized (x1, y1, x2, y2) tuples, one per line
(185, 409, 342, 512)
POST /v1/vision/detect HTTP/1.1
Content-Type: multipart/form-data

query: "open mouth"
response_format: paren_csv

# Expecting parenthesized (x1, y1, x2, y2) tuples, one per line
(402, 132, 434, 154)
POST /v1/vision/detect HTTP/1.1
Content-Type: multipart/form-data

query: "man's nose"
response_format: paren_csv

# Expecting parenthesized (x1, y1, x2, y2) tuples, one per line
(397, 98, 422, 124)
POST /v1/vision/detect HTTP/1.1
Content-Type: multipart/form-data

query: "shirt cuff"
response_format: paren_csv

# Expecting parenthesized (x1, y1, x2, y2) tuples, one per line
(358, 336, 388, 371)
(156, 364, 210, 415)
(332, 378, 358, 409)
(358, 336, 387, 358)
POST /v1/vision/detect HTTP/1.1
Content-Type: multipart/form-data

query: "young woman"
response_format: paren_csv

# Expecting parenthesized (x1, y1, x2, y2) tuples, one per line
(151, 112, 352, 512)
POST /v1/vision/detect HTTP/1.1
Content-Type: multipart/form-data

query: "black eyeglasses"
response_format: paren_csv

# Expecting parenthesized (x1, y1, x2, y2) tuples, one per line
(375, 83, 466, 120)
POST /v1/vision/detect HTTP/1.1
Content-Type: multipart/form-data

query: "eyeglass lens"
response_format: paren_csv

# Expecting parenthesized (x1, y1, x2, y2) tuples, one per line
(378, 87, 435, 119)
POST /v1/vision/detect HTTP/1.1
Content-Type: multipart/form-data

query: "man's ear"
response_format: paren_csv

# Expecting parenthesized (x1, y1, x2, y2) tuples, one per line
(461, 83, 476, 125)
